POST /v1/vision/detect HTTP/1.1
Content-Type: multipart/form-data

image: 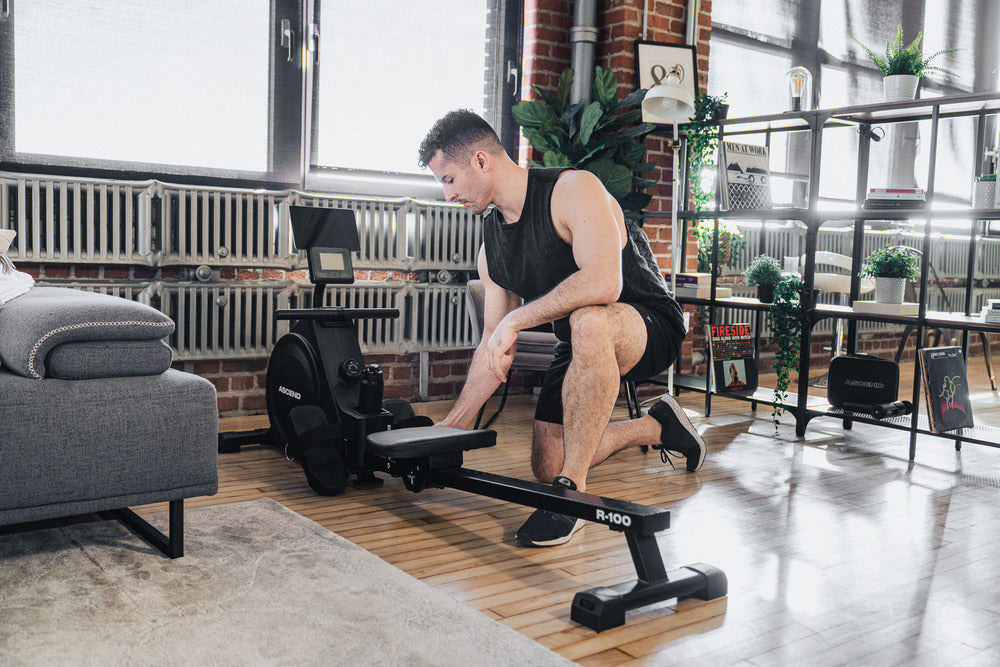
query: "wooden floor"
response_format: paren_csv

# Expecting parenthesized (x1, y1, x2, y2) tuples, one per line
(147, 361, 1000, 665)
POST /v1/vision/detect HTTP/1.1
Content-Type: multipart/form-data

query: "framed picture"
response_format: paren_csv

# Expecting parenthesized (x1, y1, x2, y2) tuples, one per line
(634, 41, 699, 125)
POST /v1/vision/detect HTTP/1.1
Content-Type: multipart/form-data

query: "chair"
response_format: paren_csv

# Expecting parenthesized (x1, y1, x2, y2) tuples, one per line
(894, 269, 997, 391)
(805, 251, 876, 359)
(465, 280, 559, 428)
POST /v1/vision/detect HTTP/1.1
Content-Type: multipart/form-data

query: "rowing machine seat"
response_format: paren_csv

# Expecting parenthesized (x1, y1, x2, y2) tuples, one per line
(366, 426, 496, 459)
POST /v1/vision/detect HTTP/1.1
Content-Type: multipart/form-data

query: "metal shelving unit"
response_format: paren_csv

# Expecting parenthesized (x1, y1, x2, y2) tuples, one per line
(669, 92, 1000, 459)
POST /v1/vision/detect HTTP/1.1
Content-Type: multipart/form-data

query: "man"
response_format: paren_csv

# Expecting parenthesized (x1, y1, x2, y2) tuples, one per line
(727, 362, 746, 388)
(418, 110, 706, 547)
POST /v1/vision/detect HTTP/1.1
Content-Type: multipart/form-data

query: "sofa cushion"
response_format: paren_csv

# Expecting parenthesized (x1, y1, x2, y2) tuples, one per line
(46, 339, 174, 379)
(0, 287, 174, 379)
(0, 368, 219, 525)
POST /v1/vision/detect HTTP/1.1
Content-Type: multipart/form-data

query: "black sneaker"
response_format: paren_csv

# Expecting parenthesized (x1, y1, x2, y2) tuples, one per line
(648, 395, 707, 472)
(515, 477, 585, 547)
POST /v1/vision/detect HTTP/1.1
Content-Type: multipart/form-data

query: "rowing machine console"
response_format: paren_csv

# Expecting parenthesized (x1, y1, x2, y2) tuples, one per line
(218, 206, 727, 631)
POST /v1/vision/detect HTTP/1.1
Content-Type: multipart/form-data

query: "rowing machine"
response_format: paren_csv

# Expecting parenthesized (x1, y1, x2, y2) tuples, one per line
(218, 206, 727, 631)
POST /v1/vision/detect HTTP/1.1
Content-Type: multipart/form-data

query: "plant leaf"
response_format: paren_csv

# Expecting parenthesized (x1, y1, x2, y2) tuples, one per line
(619, 88, 647, 108)
(531, 85, 560, 111)
(579, 102, 603, 146)
(586, 159, 632, 199)
(561, 101, 586, 138)
(512, 100, 558, 129)
(615, 136, 646, 167)
(592, 66, 618, 110)
(557, 68, 574, 113)
(543, 151, 572, 168)
(632, 176, 658, 189)
(522, 127, 559, 155)
(621, 191, 652, 212)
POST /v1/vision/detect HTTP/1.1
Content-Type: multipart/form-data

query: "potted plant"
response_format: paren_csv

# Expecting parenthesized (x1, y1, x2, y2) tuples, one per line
(512, 66, 656, 221)
(853, 24, 957, 102)
(742, 254, 783, 303)
(685, 92, 728, 213)
(690, 219, 747, 276)
(861, 245, 919, 303)
(766, 276, 805, 430)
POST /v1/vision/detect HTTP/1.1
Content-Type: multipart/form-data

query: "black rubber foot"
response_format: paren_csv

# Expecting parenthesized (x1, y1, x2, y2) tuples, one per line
(352, 471, 385, 488)
(570, 562, 727, 632)
(218, 428, 271, 453)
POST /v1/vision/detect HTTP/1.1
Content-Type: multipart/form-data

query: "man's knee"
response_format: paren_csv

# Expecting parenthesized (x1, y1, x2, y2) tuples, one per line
(568, 306, 616, 355)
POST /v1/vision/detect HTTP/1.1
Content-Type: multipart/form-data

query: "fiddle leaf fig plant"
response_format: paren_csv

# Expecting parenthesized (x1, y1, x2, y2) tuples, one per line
(512, 66, 657, 220)
(766, 276, 805, 430)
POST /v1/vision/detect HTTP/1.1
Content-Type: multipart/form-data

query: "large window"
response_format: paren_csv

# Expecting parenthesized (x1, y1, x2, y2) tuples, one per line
(307, 0, 521, 194)
(1, 0, 281, 181)
(0, 0, 522, 193)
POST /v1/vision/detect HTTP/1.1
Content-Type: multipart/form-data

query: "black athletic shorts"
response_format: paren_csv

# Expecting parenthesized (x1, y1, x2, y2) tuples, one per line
(533, 301, 684, 425)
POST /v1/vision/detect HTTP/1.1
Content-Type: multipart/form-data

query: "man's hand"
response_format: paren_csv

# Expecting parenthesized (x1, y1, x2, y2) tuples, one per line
(484, 316, 518, 382)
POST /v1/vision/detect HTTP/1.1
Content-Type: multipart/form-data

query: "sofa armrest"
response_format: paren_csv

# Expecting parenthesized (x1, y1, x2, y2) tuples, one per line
(0, 287, 175, 379)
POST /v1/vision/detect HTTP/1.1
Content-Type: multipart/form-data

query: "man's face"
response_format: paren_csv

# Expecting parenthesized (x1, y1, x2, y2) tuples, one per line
(427, 150, 491, 214)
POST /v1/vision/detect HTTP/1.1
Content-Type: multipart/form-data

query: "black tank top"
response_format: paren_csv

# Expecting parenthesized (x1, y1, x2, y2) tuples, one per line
(482, 167, 684, 342)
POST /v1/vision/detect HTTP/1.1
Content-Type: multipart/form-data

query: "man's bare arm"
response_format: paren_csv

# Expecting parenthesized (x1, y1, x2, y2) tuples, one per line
(490, 170, 626, 337)
(439, 247, 521, 429)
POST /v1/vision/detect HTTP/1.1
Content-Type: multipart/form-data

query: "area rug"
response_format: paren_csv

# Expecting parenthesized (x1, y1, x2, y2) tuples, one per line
(0, 499, 570, 665)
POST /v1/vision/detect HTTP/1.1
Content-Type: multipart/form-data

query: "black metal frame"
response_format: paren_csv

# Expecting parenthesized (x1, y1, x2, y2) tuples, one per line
(102, 499, 184, 559)
(371, 451, 726, 632)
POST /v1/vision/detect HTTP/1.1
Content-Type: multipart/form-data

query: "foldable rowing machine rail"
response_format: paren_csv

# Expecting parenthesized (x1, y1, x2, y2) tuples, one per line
(366, 426, 727, 632)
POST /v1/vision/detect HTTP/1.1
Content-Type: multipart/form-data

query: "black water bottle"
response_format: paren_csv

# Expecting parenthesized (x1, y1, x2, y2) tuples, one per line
(358, 364, 383, 414)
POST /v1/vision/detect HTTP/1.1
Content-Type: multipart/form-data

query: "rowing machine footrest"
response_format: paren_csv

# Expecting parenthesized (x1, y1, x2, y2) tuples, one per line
(366, 426, 496, 458)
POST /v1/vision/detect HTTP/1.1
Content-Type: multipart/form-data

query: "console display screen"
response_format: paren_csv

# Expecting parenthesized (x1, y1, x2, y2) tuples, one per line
(319, 252, 346, 271)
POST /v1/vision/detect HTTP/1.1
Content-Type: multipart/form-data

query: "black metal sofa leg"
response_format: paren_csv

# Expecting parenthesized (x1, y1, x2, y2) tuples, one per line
(106, 499, 184, 558)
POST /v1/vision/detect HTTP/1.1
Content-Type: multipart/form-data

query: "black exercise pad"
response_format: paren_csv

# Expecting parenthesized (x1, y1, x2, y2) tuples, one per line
(366, 426, 496, 458)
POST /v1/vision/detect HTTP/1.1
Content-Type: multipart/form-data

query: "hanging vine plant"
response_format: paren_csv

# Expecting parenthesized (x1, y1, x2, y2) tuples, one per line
(766, 276, 805, 430)
(686, 92, 728, 213)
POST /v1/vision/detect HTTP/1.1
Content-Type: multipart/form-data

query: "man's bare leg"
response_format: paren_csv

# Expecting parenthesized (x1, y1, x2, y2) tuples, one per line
(529, 304, 647, 492)
(516, 303, 705, 547)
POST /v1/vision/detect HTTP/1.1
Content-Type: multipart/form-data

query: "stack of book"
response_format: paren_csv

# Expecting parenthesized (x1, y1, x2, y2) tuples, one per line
(863, 188, 926, 210)
(981, 299, 1000, 324)
(665, 273, 733, 299)
(853, 300, 919, 316)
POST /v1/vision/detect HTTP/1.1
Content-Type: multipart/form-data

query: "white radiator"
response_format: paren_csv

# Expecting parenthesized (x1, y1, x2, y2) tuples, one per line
(157, 183, 292, 267)
(1, 174, 154, 264)
(4, 171, 996, 364)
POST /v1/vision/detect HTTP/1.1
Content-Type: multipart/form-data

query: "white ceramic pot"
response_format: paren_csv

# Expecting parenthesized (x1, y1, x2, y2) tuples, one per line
(883, 75, 919, 103)
(973, 179, 997, 209)
(874, 276, 906, 304)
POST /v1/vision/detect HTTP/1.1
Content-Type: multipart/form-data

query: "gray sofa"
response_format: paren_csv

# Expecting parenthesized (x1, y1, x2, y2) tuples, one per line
(0, 286, 219, 557)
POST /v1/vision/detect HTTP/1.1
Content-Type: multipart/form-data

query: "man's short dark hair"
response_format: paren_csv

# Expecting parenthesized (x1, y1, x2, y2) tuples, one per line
(418, 109, 504, 169)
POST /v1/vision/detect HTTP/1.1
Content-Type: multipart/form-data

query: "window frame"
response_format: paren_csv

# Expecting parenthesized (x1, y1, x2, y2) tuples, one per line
(0, 0, 524, 197)
(0, 0, 303, 190)
(302, 0, 524, 198)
